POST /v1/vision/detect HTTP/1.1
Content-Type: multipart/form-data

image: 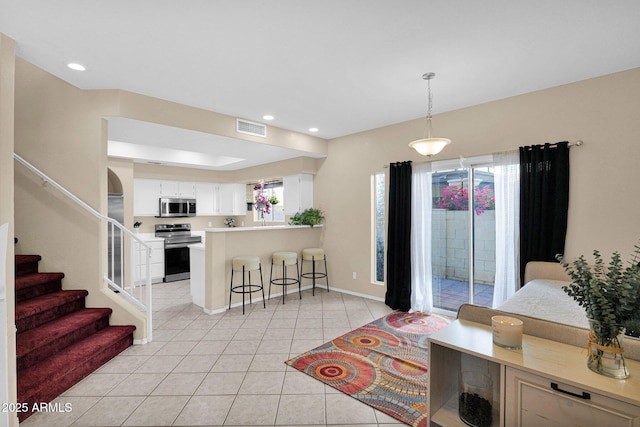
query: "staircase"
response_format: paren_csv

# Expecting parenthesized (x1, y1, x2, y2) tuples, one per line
(15, 254, 136, 421)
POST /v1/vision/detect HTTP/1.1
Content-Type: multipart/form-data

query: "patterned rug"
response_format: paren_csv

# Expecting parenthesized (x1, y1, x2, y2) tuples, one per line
(285, 311, 450, 427)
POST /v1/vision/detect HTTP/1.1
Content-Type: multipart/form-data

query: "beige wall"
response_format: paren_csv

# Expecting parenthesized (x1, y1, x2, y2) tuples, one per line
(315, 68, 640, 299)
(11, 48, 640, 328)
(116, 90, 327, 157)
(13, 57, 327, 341)
(12, 59, 149, 337)
(0, 33, 17, 427)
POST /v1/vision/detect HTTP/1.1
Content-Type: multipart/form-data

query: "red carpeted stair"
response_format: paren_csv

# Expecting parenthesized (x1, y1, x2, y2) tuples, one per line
(15, 254, 136, 421)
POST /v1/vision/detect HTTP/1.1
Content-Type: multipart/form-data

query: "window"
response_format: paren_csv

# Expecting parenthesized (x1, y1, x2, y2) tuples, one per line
(372, 173, 385, 283)
(253, 182, 284, 222)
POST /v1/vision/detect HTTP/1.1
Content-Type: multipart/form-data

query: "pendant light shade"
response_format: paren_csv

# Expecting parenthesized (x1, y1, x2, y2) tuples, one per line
(409, 137, 451, 156)
(409, 72, 451, 157)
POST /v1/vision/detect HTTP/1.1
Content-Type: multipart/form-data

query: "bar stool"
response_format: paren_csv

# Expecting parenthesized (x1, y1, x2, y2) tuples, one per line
(269, 251, 301, 304)
(229, 256, 265, 315)
(300, 248, 329, 296)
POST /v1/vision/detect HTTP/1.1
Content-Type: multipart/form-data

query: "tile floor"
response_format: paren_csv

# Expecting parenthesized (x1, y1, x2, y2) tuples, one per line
(22, 281, 411, 427)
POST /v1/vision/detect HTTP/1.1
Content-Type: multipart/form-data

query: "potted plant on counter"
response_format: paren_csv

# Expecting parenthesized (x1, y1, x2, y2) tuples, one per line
(289, 208, 324, 227)
(557, 243, 640, 379)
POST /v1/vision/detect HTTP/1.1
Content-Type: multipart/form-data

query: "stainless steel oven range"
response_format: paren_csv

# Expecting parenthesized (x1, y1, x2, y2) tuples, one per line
(155, 223, 202, 282)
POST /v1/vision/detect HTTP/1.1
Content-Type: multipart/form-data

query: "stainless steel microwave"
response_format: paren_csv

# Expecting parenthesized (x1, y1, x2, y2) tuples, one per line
(158, 198, 196, 218)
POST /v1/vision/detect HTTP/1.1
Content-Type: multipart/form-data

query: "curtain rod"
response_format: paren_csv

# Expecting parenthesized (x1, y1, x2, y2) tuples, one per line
(523, 140, 583, 148)
(383, 140, 584, 168)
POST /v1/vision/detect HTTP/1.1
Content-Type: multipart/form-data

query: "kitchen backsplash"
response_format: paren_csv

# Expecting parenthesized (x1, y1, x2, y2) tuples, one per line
(133, 215, 236, 233)
(132, 212, 291, 232)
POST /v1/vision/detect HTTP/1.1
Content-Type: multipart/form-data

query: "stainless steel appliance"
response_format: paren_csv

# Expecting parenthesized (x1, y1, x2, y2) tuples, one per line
(158, 198, 196, 218)
(155, 223, 202, 282)
(108, 193, 124, 285)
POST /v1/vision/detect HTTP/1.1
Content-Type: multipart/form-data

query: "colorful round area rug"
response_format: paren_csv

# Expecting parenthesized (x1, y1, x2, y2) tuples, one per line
(285, 311, 451, 427)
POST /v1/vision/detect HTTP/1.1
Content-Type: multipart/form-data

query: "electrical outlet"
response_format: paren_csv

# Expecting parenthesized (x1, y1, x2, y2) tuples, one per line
(352, 272, 357, 279)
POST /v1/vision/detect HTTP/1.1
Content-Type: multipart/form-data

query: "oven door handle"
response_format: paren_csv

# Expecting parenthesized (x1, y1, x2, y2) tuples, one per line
(164, 242, 189, 250)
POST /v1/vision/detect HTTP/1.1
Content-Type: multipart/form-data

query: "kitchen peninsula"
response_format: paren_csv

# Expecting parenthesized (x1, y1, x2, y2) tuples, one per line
(190, 225, 323, 313)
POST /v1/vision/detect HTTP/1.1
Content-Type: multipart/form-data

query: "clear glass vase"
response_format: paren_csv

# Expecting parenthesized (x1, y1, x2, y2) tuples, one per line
(458, 354, 496, 427)
(587, 319, 629, 379)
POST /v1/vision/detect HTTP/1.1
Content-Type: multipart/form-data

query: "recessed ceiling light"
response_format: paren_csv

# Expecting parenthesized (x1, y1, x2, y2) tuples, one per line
(263, 115, 274, 121)
(67, 63, 86, 71)
(309, 127, 319, 133)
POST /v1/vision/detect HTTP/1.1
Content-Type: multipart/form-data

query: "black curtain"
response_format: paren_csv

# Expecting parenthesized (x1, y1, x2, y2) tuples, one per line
(385, 161, 412, 311)
(519, 142, 570, 285)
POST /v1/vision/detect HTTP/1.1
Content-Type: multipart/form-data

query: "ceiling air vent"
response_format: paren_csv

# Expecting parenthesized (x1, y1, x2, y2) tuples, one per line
(236, 119, 267, 138)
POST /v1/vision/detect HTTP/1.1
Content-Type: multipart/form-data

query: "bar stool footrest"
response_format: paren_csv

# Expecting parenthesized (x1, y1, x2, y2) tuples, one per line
(300, 272, 327, 279)
(270, 278, 300, 286)
(230, 284, 264, 294)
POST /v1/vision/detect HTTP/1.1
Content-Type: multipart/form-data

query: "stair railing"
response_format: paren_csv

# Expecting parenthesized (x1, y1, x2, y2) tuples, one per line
(13, 153, 153, 342)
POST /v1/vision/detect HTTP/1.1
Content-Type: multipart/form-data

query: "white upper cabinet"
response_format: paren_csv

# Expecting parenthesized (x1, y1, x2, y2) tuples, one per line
(133, 179, 162, 216)
(195, 182, 246, 216)
(195, 183, 216, 216)
(283, 174, 313, 215)
(160, 181, 196, 198)
(135, 179, 247, 217)
(214, 183, 246, 216)
(229, 183, 247, 215)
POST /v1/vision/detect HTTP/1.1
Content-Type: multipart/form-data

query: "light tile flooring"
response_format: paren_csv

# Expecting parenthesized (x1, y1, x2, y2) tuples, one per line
(22, 281, 409, 427)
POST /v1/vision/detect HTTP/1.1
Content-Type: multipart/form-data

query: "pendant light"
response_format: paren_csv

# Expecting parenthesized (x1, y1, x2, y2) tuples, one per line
(408, 72, 451, 156)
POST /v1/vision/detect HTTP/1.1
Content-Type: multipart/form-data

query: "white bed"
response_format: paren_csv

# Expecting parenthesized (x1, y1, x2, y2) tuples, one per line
(496, 261, 590, 329)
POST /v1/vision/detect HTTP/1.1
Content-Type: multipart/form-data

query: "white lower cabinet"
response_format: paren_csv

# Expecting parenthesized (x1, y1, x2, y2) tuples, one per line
(131, 238, 164, 285)
(428, 320, 640, 427)
(505, 367, 640, 427)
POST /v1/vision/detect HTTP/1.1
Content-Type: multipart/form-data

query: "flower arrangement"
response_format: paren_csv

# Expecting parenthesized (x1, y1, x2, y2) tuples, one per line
(253, 181, 271, 218)
(435, 184, 495, 215)
(224, 218, 235, 227)
(557, 244, 640, 378)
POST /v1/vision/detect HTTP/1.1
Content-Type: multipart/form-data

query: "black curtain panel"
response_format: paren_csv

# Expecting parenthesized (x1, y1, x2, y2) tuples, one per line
(519, 142, 570, 285)
(385, 161, 412, 311)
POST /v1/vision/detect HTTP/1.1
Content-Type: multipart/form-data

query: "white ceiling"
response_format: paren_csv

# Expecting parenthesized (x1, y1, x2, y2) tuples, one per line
(2, 1, 640, 169)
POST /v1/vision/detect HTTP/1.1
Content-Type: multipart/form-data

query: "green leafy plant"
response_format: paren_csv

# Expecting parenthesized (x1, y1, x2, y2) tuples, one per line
(557, 244, 640, 374)
(288, 212, 303, 225)
(288, 208, 324, 226)
(557, 246, 640, 330)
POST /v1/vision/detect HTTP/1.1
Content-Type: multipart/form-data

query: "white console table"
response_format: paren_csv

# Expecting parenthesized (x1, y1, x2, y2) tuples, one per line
(428, 319, 640, 427)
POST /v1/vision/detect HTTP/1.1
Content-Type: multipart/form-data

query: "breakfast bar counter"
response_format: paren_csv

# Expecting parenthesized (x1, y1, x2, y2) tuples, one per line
(190, 225, 323, 313)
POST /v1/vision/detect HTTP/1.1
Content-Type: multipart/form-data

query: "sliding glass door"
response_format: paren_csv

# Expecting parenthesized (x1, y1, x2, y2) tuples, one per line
(430, 161, 496, 313)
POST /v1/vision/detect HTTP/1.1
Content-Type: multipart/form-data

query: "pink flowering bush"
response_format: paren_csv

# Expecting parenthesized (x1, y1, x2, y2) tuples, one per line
(436, 184, 495, 215)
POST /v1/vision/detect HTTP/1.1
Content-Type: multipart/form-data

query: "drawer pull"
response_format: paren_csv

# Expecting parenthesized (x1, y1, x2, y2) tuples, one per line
(550, 382, 591, 400)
